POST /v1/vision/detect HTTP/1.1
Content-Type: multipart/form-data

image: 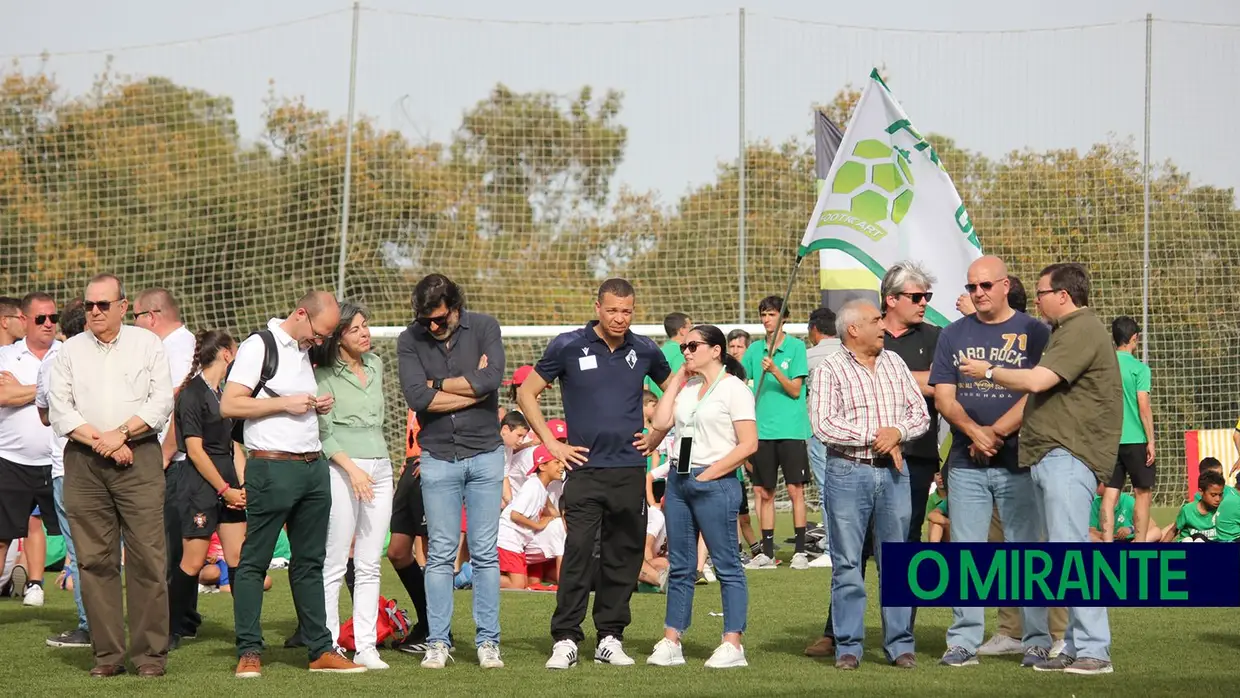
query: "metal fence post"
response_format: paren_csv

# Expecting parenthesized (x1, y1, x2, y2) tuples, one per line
(737, 7, 747, 322)
(336, 1, 362, 301)
(1142, 12, 1152, 362)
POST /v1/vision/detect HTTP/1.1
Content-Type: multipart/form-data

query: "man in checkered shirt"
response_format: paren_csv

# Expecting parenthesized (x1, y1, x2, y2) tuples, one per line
(808, 299, 930, 671)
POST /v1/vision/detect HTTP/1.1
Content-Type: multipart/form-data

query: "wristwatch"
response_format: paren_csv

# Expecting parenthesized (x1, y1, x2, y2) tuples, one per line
(118, 424, 131, 439)
(432, 378, 444, 391)
(984, 366, 994, 380)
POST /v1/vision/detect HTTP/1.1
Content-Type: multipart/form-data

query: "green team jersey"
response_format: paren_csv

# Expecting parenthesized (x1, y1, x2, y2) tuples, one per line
(644, 341, 685, 398)
(1089, 492, 1136, 540)
(1174, 501, 1220, 541)
(927, 491, 946, 518)
(1215, 491, 1240, 542)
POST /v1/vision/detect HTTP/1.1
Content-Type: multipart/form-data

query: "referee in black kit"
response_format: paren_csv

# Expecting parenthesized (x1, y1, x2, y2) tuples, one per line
(517, 278, 672, 670)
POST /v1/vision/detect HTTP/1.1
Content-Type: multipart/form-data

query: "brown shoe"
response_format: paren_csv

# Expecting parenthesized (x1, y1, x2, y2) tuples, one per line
(137, 664, 166, 678)
(835, 654, 860, 670)
(236, 651, 262, 679)
(309, 651, 367, 674)
(892, 653, 917, 669)
(90, 664, 126, 678)
(805, 636, 836, 658)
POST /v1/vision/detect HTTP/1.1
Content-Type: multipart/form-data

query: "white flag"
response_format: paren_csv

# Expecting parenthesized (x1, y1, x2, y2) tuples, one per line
(801, 70, 982, 326)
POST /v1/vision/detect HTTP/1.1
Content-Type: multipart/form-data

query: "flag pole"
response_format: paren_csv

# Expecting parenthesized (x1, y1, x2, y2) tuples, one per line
(754, 254, 804, 404)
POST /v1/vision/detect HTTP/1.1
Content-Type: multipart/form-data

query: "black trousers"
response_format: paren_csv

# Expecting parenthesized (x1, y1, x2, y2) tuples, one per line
(905, 455, 939, 543)
(164, 460, 201, 636)
(551, 466, 646, 644)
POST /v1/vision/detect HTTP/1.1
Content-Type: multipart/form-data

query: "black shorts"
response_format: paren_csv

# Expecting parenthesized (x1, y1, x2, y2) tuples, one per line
(738, 477, 750, 516)
(750, 439, 810, 490)
(0, 458, 59, 539)
(391, 458, 428, 537)
(176, 455, 245, 539)
(1109, 443, 1155, 490)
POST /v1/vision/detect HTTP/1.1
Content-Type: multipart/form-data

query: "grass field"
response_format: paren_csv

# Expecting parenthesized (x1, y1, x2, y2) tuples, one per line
(1, 507, 1236, 696)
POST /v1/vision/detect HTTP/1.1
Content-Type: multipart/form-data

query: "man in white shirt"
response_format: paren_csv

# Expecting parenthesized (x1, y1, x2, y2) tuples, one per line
(49, 274, 175, 678)
(0, 292, 62, 607)
(0, 296, 24, 346)
(133, 287, 200, 640)
(220, 290, 364, 678)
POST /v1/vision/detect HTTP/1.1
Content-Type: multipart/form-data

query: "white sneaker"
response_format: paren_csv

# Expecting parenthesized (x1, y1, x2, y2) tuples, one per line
(646, 638, 685, 666)
(421, 641, 452, 669)
(977, 634, 1024, 656)
(789, 553, 810, 570)
(1049, 639, 1067, 658)
(353, 647, 390, 670)
(744, 553, 777, 570)
(808, 553, 833, 568)
(22, 584, 44, 607)
(477, 641, 504, 669)
(704, 641, 748, 669)
(594, 635, 635, 665)
(657, 566, 670, 593)
(546, 639, 579, 670)
(703, 564, 717, 583)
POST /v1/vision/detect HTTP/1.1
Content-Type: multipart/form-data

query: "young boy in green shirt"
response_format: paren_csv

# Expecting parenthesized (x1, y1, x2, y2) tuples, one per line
(1164, 470, 1225, 542)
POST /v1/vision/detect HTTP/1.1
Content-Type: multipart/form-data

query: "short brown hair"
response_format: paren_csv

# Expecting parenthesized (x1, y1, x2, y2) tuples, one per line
(1039, 263, 1089, 307)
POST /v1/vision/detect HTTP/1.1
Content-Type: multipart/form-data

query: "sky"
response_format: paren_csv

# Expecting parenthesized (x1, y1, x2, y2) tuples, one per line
(4, 0, 1240, 204)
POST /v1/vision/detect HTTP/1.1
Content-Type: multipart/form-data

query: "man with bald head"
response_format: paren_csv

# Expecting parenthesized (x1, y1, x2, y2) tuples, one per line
(809, 299, 929, 670)
(222, 290, 364, 677)
(929, 256, 1052, 668)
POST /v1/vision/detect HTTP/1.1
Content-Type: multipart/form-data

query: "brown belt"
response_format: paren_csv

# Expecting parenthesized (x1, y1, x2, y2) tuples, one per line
(249, 450, 322, 462)
(828, 447, 893, 467)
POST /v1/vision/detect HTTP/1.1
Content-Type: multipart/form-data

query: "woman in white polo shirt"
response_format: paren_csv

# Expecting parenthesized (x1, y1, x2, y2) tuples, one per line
(644, 324, 758, 669)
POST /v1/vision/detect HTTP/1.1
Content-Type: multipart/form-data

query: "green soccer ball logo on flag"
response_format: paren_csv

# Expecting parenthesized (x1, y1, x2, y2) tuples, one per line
(829, 139, 915, 239)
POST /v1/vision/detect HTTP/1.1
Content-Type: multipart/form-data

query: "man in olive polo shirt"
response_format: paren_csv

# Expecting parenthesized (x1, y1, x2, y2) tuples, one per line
(644, 312, 691, 399)
(742, 296, 811, 570)
(961, 262, 1121, 676)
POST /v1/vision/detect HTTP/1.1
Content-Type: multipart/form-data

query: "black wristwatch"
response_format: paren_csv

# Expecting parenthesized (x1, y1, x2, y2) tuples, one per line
(432, 378, 444, 391)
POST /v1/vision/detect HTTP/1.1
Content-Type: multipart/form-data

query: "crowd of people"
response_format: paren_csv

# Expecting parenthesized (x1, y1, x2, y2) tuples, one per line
(0, 257, 1233, 679)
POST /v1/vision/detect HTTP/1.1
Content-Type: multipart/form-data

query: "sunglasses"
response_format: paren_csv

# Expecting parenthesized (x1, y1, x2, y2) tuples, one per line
(416, 313, 451, 329)
(681, 340, 709, 354)
(34, 314, 59, 325)
(84, 299, 122, 313)
(133, 309, 158, 320)
(964, 281, 1002, 293)
(896, 292, 933, 304)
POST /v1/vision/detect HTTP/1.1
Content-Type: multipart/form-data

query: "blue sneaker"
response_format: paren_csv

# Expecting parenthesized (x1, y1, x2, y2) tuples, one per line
(453, 562, 473, 590)
(940, 646, 979, 667)
(1021, 646, 1050, 668)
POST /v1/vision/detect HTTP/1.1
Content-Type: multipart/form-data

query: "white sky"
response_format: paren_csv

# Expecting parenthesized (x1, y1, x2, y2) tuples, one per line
(5, 0, 1240, 201)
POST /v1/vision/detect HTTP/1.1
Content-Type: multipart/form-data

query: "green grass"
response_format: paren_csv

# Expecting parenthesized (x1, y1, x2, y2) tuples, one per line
(1, 507, 1234, 695)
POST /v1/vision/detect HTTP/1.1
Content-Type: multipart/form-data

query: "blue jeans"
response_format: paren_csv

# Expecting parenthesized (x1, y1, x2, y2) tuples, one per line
(664, 469, 748, 636)
(53, 476, 88, 632)
(944, 461, 1049, 652)
(808, 439, 827, 514)
(1031, 448, 1111, 661)
(824, 456, 913, 662)
(420, 446, 504, 647)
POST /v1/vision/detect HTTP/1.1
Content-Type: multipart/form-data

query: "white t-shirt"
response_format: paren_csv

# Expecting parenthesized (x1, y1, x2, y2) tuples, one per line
(34, 345, 67, 478)
(0, 339, 60, 466)
(228, 319, 320, 453)
(672, 372, 755, 468)
(505, 445, 536, 495)
(161, 325, 197, 459)
(646, 505, 667, 555)
(498, 476, 550, 553)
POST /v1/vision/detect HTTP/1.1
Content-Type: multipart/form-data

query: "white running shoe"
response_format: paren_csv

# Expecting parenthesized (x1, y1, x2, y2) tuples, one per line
(22, 584, 44, 607)
(704, 641, 748, 669)
(703, 564, 717, 583)
(744, 553, 777, 570)
(1049, 639, 1067, 658)
(353, 647, 390, 670)
(594, 635, 635, 665)
(808, 553, 833, 568)
(977, 634, 1024, 656)
(421, 641, 452, 669)
(477, 641, 504, 669)
(646, 638, 686, 666)
(789, 553, 810, 570)
(546, 639, 579, 670)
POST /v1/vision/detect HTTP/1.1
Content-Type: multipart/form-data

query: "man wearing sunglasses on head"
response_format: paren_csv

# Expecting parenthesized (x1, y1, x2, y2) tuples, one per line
(397, 273, 507, 670)
(0, 292, 62, 608)
(49, 274, 175, 677)
(221, 290, 364, 678)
